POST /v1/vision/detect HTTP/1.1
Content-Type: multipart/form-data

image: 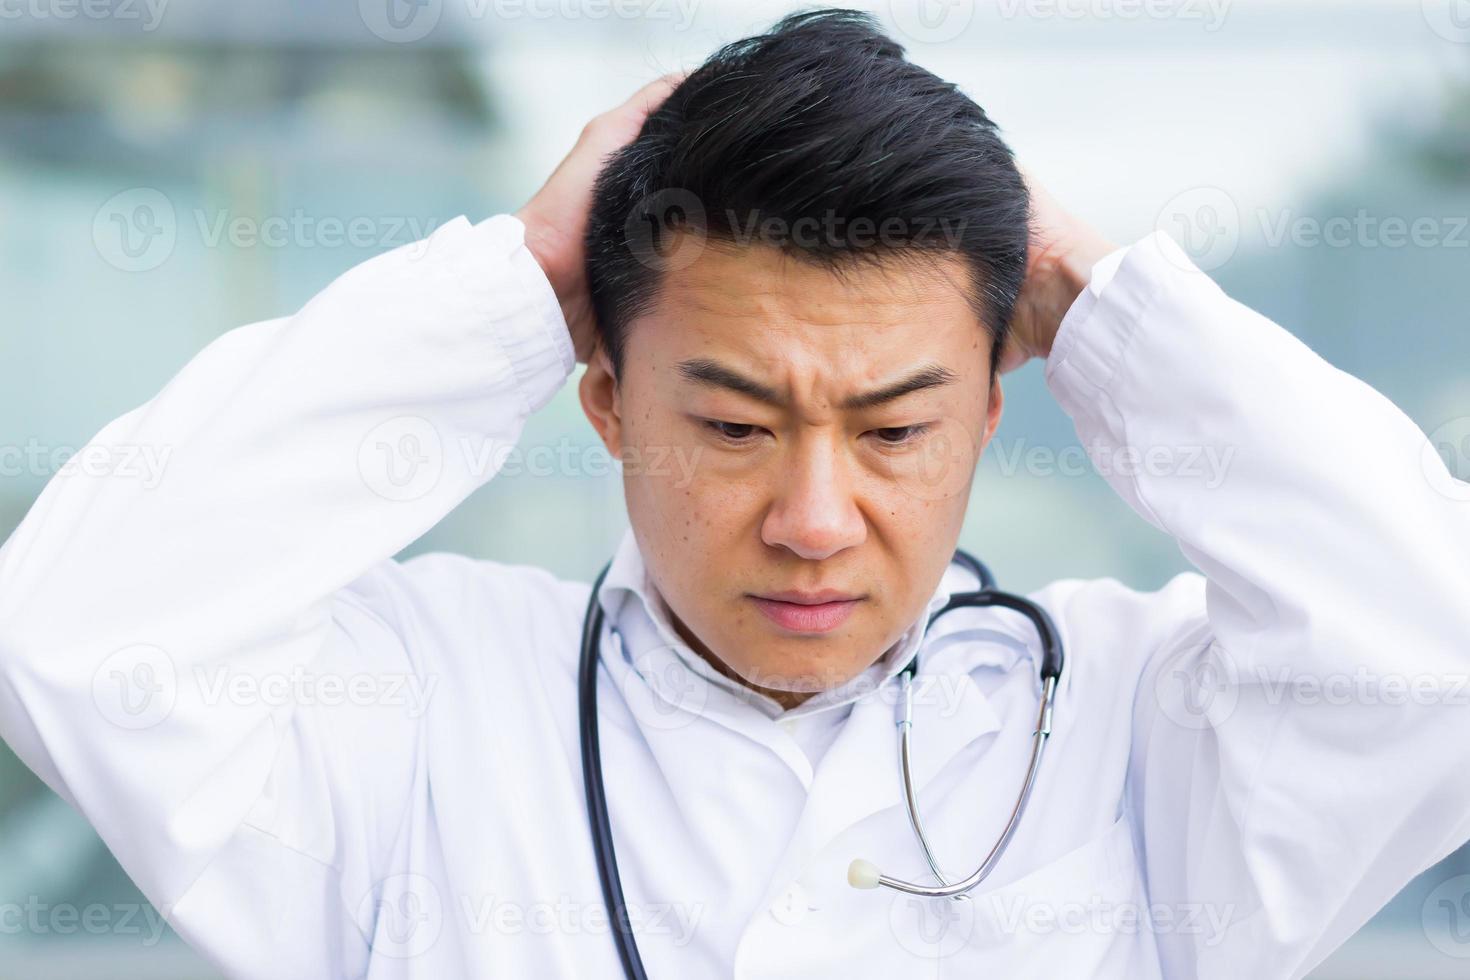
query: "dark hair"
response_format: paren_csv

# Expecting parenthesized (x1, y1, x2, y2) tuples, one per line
(585, 7, 1029, 381)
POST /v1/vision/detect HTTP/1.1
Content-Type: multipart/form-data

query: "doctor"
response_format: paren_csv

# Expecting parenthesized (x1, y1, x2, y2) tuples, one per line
(2, 9, 1468, 979)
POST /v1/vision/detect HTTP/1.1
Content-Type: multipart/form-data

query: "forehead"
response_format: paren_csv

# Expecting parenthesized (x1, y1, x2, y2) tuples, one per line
(626, 240, 988, 379)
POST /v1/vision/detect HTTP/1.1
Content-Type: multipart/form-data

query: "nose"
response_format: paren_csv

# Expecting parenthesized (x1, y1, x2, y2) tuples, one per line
(760, 435, 867, 561)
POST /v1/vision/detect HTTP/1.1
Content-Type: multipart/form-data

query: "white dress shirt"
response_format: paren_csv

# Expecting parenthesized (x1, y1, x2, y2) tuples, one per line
(0, 213, 1467, 980)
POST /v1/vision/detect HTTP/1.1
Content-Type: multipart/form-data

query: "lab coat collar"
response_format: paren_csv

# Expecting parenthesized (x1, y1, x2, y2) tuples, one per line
(595, 528, 1033, 720)
(594, 529, 1036, 863)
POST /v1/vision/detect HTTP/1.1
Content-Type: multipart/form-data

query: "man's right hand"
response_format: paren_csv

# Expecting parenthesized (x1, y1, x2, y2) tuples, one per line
(515, 73, 684, 364)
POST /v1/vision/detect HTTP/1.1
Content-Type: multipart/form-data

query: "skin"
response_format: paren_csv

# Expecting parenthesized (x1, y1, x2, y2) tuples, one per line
(517, 76, 1114, 709)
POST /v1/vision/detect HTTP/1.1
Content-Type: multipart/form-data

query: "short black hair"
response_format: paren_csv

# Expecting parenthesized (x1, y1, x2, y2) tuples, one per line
(585, 7, 1029, 382)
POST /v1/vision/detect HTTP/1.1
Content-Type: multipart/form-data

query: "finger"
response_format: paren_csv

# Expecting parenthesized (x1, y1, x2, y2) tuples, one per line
(603, 71, 687, 131)
(624, 70, 687, 114)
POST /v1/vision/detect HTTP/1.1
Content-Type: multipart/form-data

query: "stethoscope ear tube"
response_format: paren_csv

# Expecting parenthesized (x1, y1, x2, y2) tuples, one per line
(578, 561, 650, 980)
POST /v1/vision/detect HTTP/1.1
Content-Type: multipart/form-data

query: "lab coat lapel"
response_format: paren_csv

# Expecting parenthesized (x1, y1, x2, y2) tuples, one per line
(784, 666, 1003, 875)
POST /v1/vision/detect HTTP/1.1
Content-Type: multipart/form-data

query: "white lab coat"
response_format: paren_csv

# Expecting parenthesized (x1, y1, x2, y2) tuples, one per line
(0, 214, 1467, 980)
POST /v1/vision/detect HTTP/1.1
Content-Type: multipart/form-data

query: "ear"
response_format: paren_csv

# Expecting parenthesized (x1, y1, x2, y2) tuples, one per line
(979, 372, 1004, 452)
(578, 343, 624, 458)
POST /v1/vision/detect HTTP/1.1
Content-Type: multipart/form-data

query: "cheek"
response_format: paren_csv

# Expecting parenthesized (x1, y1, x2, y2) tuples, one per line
(620, 414, 759, 559)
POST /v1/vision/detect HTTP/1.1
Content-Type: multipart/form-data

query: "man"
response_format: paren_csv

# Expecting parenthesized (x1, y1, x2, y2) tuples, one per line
(1, 9, 1467, 979)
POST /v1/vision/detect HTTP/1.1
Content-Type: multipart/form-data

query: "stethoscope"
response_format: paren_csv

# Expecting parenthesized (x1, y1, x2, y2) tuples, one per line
(578, 549, 1065, 980)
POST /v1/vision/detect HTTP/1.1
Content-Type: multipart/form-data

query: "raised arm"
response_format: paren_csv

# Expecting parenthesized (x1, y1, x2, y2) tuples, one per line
(0, 76, 678, 977)
(1011, 180, 1470, 978)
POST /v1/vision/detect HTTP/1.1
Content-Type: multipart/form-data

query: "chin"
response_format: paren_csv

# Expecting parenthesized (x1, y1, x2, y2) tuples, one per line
(736, 651, 869, 696)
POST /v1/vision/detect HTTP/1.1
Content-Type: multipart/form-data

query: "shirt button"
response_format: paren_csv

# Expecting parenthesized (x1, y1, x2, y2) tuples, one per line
(778, 718, 797, 736)
(769, 882, 809, 926)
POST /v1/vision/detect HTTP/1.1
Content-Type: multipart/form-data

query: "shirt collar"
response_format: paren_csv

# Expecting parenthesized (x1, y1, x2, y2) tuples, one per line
(594, 528, 1006, 721)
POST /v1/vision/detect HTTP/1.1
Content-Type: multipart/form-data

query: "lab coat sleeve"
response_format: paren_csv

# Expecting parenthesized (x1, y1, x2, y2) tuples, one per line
(1042, 231, 1470, 979)
(0, 214, 574, 976)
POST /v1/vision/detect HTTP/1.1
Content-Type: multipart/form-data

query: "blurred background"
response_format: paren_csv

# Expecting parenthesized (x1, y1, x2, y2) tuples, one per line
(1, 0, 1468, 976)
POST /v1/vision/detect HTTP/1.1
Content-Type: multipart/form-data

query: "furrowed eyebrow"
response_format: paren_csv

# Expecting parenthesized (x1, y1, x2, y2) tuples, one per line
(677, 359, 783, 406)
(839, 364, 957, 410)
(675, 358, 957, 411)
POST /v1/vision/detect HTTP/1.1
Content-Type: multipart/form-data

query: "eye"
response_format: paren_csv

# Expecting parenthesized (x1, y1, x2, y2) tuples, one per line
(702, 419, 762, 443)
(869, 423, 931, 446)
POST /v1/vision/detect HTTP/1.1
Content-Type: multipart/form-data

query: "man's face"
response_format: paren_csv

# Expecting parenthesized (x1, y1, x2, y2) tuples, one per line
(580, 241, 1003, 707)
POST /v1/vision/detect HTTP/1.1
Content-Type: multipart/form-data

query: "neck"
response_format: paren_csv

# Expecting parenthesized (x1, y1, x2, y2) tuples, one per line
(666, 611, 817, 711)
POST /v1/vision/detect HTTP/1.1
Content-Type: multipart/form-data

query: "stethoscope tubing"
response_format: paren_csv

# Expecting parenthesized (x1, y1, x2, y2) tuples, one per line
(578, 549, 1064, 978)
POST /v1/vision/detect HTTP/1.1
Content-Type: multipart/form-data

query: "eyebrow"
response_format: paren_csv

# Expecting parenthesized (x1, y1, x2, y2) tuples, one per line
(675, 358, 957, 411)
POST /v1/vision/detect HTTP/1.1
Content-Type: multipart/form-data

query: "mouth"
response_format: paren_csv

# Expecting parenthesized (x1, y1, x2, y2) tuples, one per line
(748, 590, 864, 634)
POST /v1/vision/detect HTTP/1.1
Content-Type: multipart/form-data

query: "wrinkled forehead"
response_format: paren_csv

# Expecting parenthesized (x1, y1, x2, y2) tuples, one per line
(623, 239, 991, 395)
